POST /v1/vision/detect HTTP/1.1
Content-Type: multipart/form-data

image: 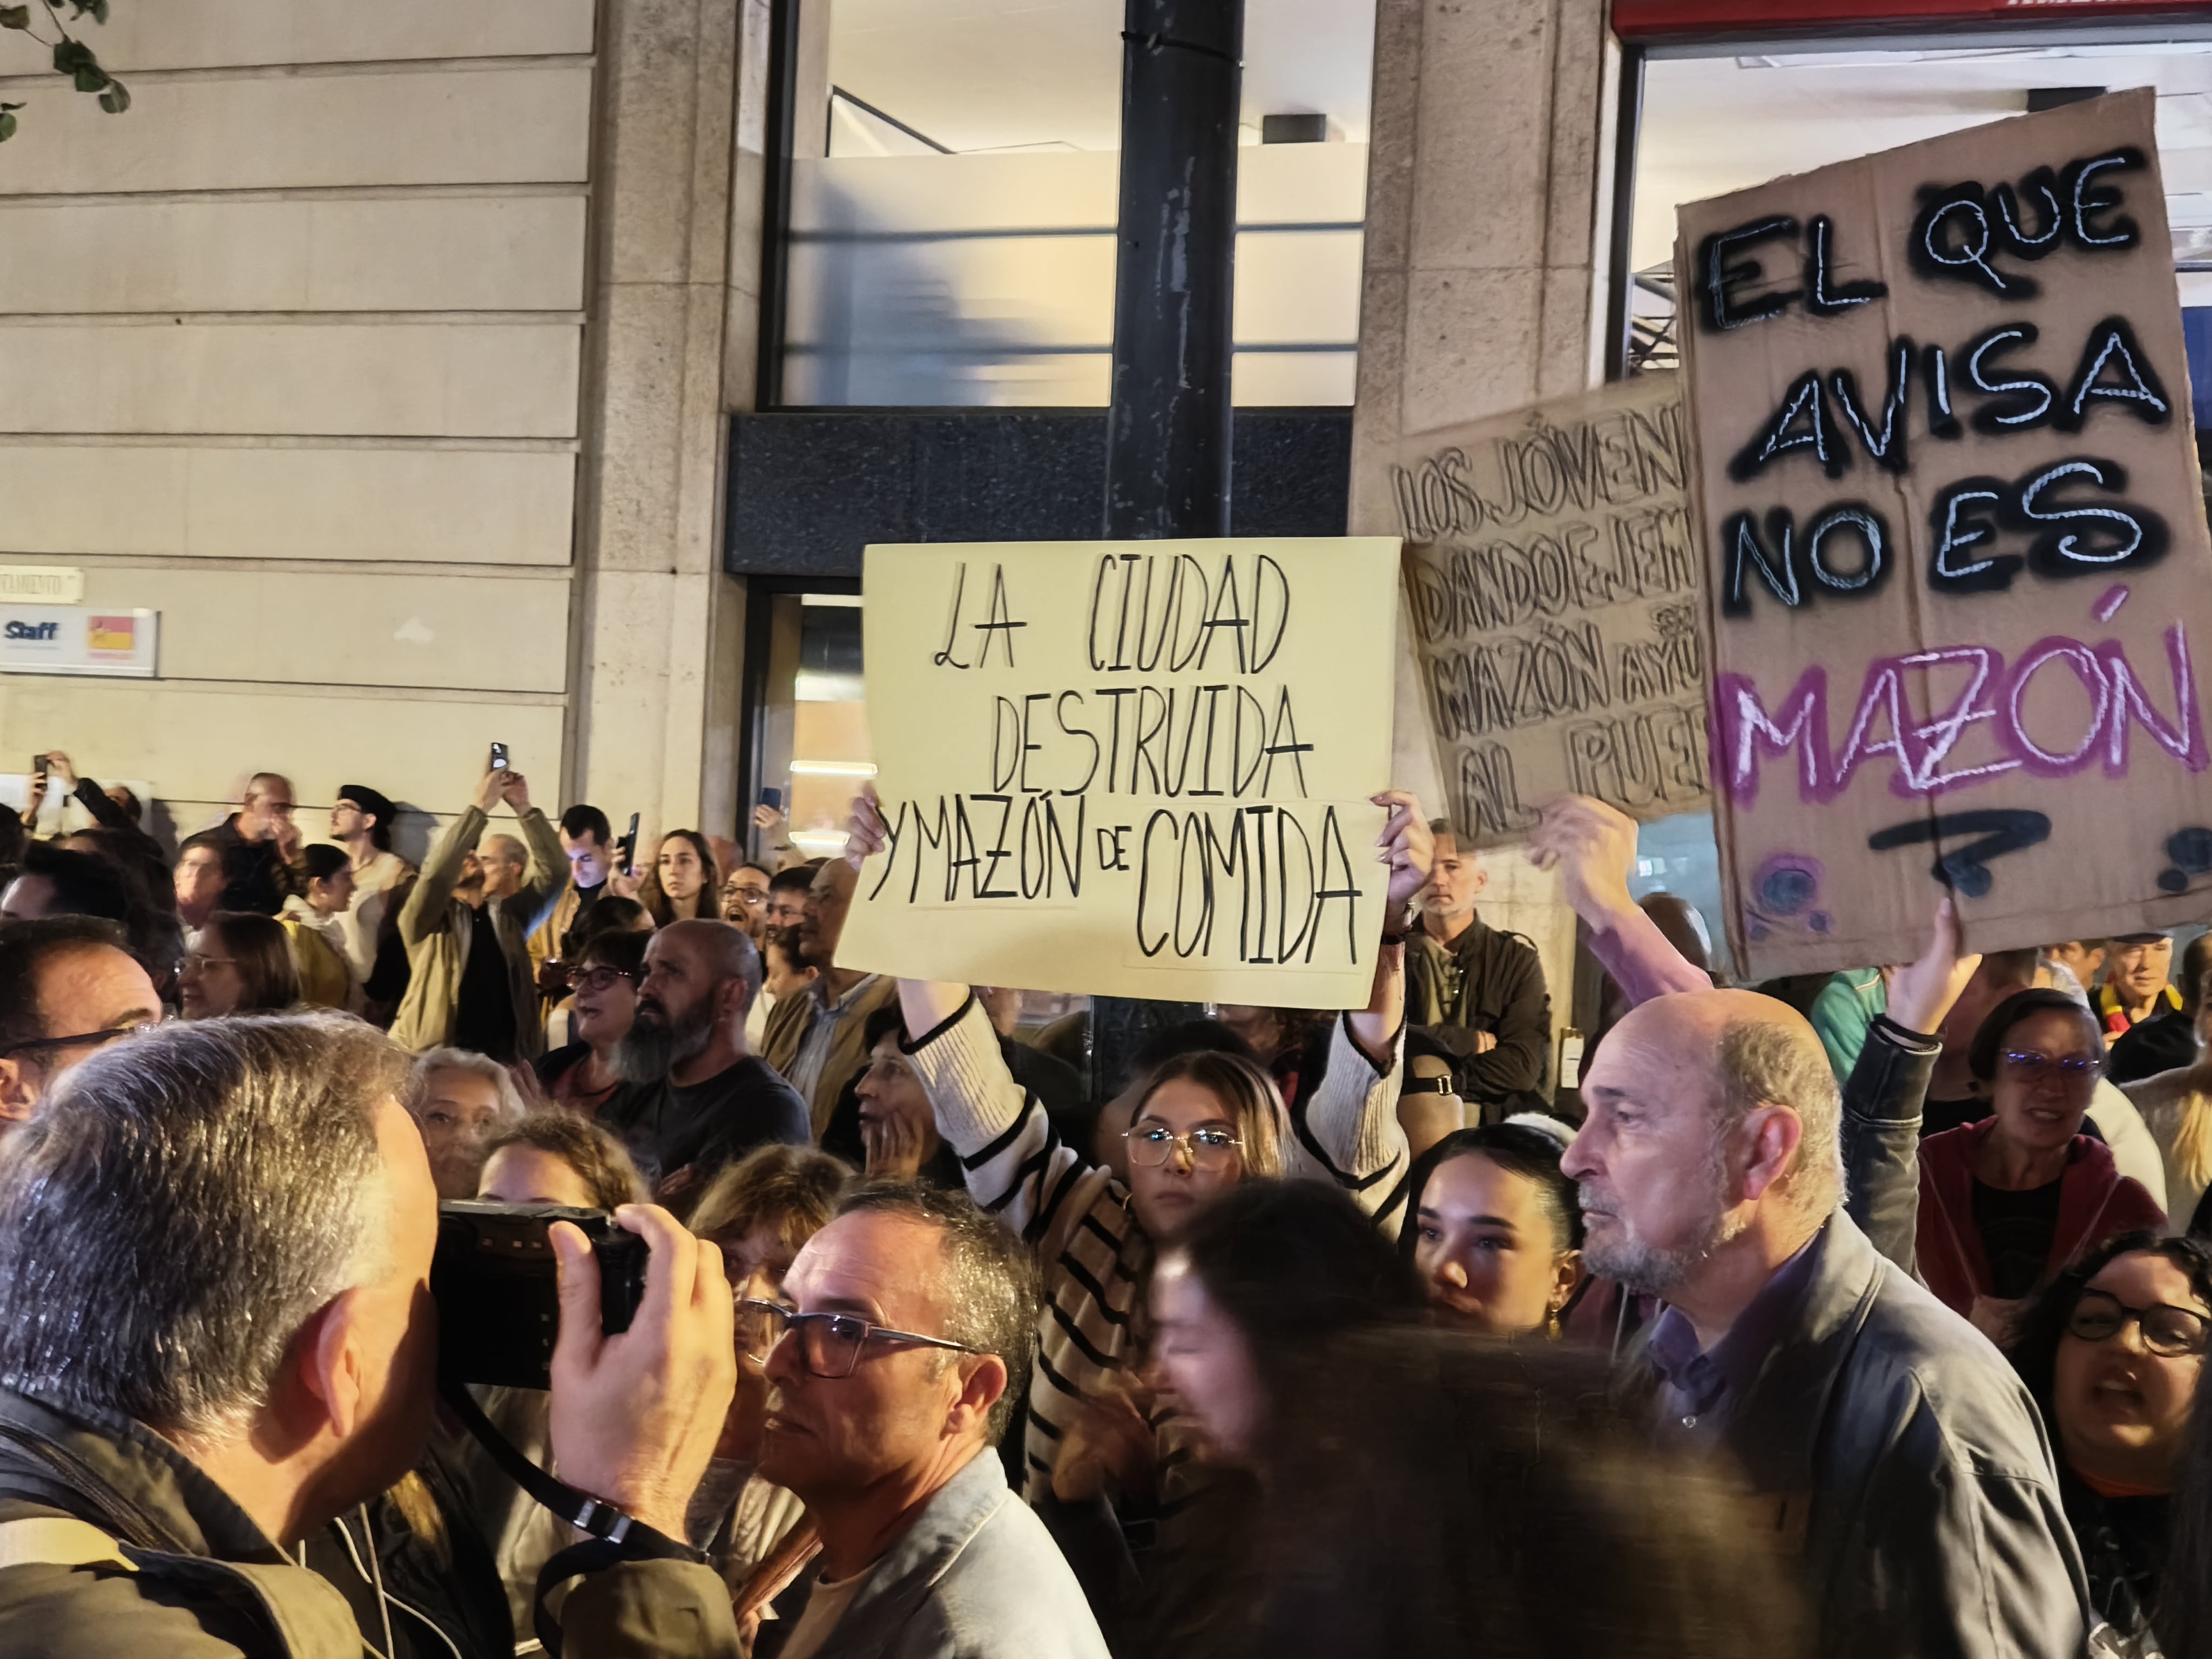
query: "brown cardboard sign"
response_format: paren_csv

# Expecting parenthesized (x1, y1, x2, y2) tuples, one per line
(1386, 376, 1707, 848)
(1677, 90, 2212, 979)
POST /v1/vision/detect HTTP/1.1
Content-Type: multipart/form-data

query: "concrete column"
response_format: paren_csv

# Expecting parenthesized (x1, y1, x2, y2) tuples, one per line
(570, 0, 763, 846)
(1350, 0, 1619, 1060)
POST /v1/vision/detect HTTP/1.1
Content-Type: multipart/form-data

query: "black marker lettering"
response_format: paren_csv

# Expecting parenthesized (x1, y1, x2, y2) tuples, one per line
(1927, 477, 2016, 594)
(2009, 456, 2167, 577)
(1993, 168, 2063, 258)
(1729, 369, 1845, 482)
(1694, 215, 1800, 333)
(1804, 213, 1887, 315)
(2057, 316, 2171, 431)
(1964, 323, 2055, 434)
(1805, 504, 1889, 595)
(1829, 336, 1913, 473)
(933, 563, 972, 668)
(2065, 147, 2143, 249)
(1910, 183, 2033, 298)
(1923, 342, 1961, 439)
(1721, 509, 1801, 616)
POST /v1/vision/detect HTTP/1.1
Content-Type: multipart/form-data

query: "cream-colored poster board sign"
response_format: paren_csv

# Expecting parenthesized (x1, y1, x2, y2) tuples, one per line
(1388, 376, 1704, 847)
(837, 538, 1401, 1007)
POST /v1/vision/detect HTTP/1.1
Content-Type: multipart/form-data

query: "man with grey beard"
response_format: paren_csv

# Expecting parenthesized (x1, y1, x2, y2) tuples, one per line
(1536, 797, 2086, 1659)
(597, 918, 808, 1203)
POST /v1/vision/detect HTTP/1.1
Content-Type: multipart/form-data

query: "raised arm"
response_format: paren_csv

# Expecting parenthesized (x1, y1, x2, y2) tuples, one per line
(838, 790, 1118, 1257)
(1843, 898, 1979, 1273)
(399, 772, 501, 948)
(1288, 793, 1423, 1238)
(503, 770, 571, 934)
(1527, 795, 1710, 1006)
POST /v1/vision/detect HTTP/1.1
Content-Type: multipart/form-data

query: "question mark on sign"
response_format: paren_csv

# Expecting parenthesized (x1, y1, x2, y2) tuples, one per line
(1867, 810, 2053, 898)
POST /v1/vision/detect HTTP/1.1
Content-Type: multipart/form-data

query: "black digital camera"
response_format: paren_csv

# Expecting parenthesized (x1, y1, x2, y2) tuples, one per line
(431, 1201, 650, 1390)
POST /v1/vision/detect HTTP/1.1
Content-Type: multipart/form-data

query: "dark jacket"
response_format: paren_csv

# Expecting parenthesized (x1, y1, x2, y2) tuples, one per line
(210, 813, 295, 916)
(1402, 915, 1549, 1112)
(0, 1385, 740, 1659)
(1840, 1013, 1939, 1272)
(1916, 1122, 2166, 1320)
(1614, 1215, 2089, 1659)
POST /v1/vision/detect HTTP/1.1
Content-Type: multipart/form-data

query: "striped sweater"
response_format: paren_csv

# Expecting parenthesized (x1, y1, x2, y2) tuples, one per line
(906, 997, 1408, 1502)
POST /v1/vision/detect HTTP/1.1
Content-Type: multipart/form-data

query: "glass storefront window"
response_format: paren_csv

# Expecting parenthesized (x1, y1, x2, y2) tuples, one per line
(778, 0, 1374, 407)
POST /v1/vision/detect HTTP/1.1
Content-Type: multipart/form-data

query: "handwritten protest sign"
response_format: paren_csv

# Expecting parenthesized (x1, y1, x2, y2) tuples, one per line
(835, 537, 1401, 1007)
(1678, 90, 2212, 979)
(1383, 377, 1705, 847)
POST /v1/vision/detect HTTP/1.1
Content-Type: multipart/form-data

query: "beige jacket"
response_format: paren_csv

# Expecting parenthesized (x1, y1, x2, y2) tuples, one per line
(390, 805, 568, 1059)
(2124, 1064, 2212, 1231)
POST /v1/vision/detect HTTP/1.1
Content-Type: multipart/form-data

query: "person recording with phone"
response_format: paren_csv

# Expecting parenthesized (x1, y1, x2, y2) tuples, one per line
(391, 762, 567, 1064)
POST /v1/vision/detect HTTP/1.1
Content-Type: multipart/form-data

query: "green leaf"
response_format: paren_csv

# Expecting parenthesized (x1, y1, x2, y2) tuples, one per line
(0, 111, 15, 144)
(51, 39, 92, 75)
(0, 8, 30, 30)
(72, 65, 106, 92)
(97, 80, 125, 113)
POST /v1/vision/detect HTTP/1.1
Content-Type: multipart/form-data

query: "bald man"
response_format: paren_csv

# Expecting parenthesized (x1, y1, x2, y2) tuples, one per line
(1566, 994, 2085, 1658)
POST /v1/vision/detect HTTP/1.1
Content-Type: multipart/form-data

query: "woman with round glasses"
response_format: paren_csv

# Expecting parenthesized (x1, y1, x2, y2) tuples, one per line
(1918, 988, 2165, 1331)
(2006, 1231, 2212, 1651)
(534, 927, 649, 1115)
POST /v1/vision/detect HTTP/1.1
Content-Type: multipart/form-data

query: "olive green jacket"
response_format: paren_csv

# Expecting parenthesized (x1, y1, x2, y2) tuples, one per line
(0, 1386, 740, 1659)
(389, 804, 568, 1060)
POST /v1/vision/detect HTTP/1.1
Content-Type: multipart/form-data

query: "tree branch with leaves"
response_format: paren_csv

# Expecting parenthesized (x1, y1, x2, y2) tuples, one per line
(0, 0, 127, 144)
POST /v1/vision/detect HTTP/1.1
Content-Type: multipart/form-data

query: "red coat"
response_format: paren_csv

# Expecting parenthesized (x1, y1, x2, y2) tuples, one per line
(1916, 1118, 2167, 1318)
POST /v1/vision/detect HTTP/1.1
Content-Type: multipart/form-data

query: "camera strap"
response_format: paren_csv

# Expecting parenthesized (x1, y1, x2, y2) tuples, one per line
(439, 1376, 706, 1657)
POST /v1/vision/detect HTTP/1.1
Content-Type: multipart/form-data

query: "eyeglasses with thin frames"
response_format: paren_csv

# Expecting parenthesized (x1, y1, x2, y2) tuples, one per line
(567, 964, 641, 993)
(1123, 1124, 1243, 1169)
(177, 953, 239, 976)
(1998, 1049, 2103, 1083)
(737, 1297, 983, 1379)
(0, 1022, 158, 1060)
(2066, 1289, 2211, 1358)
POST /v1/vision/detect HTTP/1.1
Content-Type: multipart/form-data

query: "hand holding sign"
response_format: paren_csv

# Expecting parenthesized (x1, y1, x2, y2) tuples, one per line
(837, 538, 1401, 1008)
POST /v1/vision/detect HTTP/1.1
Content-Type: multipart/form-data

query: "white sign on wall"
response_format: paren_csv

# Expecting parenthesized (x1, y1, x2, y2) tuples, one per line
(0, 606, 158, 678)
(0, 566, 85, 604)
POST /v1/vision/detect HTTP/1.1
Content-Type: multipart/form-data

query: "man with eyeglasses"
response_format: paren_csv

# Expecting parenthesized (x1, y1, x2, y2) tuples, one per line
(0, 916, 161, 1122)
(747, 1182, 1107, 1659)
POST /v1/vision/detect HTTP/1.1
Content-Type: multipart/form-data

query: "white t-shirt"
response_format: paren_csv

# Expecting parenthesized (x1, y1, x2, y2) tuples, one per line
(775, 1565, 872, 1659)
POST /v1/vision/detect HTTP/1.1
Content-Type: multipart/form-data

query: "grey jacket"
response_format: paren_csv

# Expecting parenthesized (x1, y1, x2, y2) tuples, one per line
(1617, 1213, 2088, 1659)
(811, 1448, 1108, 1659)
(0, 1386, 739, 1659)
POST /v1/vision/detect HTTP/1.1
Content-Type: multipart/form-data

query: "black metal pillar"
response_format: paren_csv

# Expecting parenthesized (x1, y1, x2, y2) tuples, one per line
(1092, 0, 1244, 1097)
(1101, 0, 1244, 538)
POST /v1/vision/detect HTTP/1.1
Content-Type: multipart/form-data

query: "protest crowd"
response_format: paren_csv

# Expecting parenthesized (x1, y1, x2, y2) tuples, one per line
(0, 739, 2209, 1659)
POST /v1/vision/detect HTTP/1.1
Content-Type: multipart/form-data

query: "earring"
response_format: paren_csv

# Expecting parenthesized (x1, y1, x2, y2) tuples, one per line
(1545, 1309, 1563, 1341)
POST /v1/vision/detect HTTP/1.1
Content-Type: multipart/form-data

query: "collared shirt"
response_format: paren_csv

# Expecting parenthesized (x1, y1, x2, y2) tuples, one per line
(788, 973, 882, 1105)
(1647, 1221, 1830, 1442)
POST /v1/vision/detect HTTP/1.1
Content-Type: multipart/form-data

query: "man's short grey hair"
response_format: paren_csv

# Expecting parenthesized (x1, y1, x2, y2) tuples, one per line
(838, 1179, 1041, 1445)
(405, 1047, 528, 1123)
(1715, 1015, 1844, 1215)
(0, 1013, 409, 1440)
(483, 833, 527, 870)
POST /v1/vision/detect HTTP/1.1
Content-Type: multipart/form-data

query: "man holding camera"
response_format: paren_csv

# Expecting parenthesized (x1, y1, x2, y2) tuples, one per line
(0, 1013, 743, 1658)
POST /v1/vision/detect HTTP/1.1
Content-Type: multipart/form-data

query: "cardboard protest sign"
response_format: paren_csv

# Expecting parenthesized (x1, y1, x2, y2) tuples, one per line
(1383, 377, 1704, 847)
(835, 537, 1401, 1007)
(1677, 90, 2212, 979)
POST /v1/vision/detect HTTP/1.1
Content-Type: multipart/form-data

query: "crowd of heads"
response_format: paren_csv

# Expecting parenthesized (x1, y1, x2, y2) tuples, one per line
(6, 764, 2212, 1659)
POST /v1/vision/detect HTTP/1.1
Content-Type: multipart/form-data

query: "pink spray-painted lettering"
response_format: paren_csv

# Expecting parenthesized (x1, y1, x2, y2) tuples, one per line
(1712, 621, 2206, 805)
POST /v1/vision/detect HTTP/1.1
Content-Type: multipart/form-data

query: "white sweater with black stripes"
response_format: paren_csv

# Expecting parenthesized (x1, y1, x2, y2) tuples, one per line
(905, 997, 1408, 1503)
